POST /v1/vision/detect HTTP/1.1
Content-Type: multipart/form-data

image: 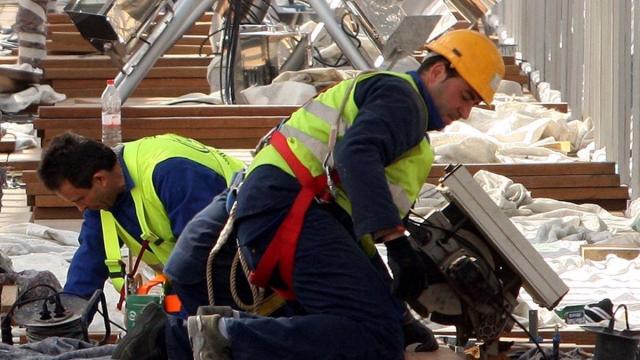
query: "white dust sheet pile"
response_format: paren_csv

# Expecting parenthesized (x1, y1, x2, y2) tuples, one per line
(429, 101, 597, 164)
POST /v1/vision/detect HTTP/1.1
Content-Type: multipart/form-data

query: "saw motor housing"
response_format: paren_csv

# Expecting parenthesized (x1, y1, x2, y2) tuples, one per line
(406, 165, 569, 345)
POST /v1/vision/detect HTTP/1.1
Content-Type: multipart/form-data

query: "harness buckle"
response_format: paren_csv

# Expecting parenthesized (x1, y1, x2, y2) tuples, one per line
(315, 165, 337, 204)
(105, 259, 126, 278)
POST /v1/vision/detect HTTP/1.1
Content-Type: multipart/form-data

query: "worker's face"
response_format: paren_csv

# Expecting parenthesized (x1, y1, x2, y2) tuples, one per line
(56, 171, 119, 212)
(423, 62, 481, 127)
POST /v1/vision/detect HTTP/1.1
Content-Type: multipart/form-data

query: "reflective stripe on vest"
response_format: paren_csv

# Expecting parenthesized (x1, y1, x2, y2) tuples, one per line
(101, 134, 245, 292)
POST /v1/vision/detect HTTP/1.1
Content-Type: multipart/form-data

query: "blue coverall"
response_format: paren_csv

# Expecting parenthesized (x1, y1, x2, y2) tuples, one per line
(219, 71, 444, 360)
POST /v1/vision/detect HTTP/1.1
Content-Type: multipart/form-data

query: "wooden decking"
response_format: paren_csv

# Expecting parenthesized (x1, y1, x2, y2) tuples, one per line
(12, 102, 625, 219)
(45, 13, 214, 56)
(35, 104, 296, 148)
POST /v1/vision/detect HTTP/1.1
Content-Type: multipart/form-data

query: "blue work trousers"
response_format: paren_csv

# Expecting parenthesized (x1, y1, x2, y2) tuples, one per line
(165, 190, 256, 316)
(227, 203, 405, 360)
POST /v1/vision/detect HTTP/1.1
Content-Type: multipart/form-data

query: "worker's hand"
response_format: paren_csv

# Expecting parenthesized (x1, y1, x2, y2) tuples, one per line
(384, 236, 427, 301)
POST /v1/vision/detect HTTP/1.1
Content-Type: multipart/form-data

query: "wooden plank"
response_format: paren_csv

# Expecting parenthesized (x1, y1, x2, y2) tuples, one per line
(32, 207, 82, 220)
(581, 244, 640, 261)
(47, 21, 210, 35)
(503, 55, 516, 65)
(4, 150, 41, 171)
(588, 198, 628, 211)
(47, 12, 214, 25)
(427, 174, 620, 188)
(42, 127, 270, 140)
(0, 140, 15, 153)
(58, 86, 211, 98)
(46, 38, 95, 54)
(35, 195, 72, 207)
(38, 105, 298, 118)
(35, 116, 282, 129)
(51, 78, 209, 89)
(1, 285, 18, 313)
(21, 170, 38, 183)
(48, 31, 211, 49)
(45, 66, 208, 80)
(428, 163, 617, 177)
(26, 182, 49, 196)
(476, 103, 569, 113)
(505, 64, 524, 75)
(504, 73, 529, 85)
(41, 55, 211, 69)
(43, 40, 211, 58)
(404, 349, 464, 360)
(530, 186, 629, 200)
(436, 326, 597, 346)
(41, 137, 261, 149)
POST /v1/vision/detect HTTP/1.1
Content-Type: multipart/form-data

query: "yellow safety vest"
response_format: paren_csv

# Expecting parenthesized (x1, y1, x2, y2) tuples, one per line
(101, 134, 245, 292)
(249, 71, 435, 255)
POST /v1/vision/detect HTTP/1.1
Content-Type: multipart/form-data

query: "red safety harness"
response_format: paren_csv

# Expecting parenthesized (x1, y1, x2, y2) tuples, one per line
(248, 131, 335, 300)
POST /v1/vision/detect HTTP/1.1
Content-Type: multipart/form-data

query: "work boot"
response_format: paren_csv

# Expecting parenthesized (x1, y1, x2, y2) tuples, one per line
(188, 314, 232, 360)
(112, 302, 168, 360)
(403, 318, 439, 352)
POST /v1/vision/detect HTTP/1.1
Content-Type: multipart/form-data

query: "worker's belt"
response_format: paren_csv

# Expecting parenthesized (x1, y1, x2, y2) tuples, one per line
(248, 131, 335, 300)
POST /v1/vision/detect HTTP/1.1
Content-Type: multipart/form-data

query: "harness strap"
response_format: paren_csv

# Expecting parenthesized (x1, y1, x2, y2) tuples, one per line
(249, 131, 329, 300)
(116, 239, 150, 310)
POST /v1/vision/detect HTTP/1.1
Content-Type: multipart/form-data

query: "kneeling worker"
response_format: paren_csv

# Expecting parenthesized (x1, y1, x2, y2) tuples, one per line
(187, 29, 505, 359)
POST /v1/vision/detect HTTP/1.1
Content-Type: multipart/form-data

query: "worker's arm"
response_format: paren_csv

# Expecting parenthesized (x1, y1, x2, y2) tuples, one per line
(334, 74, 427, 239)
(334, 75, 428, 300)
(63, 210, 110, 299)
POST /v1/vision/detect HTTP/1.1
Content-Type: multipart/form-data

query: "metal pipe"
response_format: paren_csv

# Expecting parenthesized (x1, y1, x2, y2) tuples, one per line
(305, 0, 372, 70)
(115, 0, 215, 101)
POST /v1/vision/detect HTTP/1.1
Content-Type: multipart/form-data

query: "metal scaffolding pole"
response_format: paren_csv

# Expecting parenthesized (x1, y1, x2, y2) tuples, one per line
(305, 0, 372, 70)
(114, 0, 215, 101)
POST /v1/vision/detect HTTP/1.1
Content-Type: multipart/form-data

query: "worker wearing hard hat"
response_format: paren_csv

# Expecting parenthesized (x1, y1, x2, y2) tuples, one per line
(184, 29, 505, 360)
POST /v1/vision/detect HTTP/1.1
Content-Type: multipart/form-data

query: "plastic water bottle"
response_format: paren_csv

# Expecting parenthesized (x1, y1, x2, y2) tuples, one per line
(101, 79, 122, 147)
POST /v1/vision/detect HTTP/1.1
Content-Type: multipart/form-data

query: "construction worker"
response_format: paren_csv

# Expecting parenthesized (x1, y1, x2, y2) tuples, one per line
(37, 133, 245, 358)
(187, 29, 505, 359)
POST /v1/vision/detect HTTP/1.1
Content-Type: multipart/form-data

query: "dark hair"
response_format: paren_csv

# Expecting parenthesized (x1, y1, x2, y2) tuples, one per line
(38, 132, 117, 191)
(417, 53, 459, 79)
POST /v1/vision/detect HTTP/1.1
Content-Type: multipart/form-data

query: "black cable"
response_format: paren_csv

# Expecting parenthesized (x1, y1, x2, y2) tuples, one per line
(199, 27, 225, 57)
(507, 312, 550, 360)
(313, 46, 348, 67)
(340, 12, 362, 49)
(238, 1, 267, 24)
(217, 0, 275, 104)
(96, 308, 126, 333)
(265, 2, 282, 23)
(227, 0, 243, 104)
